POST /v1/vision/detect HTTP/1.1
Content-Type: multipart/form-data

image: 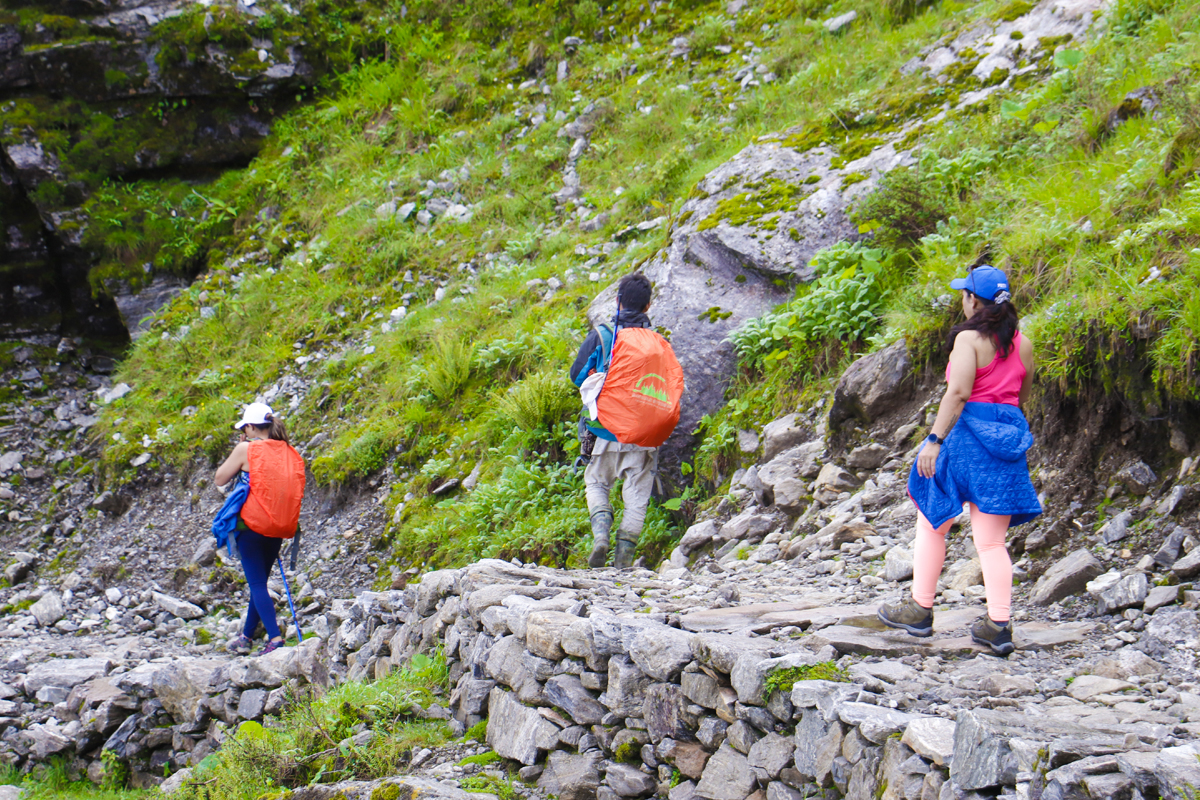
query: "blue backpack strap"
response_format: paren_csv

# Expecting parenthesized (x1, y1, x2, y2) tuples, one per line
(598, 324, 615, 371)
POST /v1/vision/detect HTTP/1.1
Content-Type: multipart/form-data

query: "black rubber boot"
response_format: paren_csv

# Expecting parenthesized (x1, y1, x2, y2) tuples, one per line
(588, 511, 613, 568)
(613, 533, 638, 570)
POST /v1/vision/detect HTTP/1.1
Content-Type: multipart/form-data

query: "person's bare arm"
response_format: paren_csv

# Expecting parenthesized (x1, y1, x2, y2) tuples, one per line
(215, 441, 250, 487)
(1018, 334, 1035, 409)
(917, 334, 978, 479)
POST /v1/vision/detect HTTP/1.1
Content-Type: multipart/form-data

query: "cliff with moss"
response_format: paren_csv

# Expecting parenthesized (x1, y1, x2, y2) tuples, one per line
(0, 0, 398, 340)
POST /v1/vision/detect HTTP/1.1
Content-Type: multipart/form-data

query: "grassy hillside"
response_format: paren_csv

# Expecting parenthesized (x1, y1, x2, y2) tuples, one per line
(91, 0, 1200, 574)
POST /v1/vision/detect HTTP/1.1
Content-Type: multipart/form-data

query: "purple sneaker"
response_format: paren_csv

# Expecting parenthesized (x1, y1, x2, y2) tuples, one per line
(256, 638, 285, 656)
(228, 635, 253, 655)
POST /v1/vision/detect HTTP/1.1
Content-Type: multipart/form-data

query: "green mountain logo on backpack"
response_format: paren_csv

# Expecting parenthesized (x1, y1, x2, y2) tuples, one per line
(634, 373, 670, 403)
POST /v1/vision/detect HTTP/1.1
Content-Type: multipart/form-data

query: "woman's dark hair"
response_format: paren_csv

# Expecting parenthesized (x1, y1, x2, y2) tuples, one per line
(618, 272, 653, 313)
(249, 415, 289, 444)
(949, 291, 1020, 357)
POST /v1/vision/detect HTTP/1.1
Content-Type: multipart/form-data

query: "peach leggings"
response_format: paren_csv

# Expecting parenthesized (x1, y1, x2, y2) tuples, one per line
(912, 503, 1012, 623)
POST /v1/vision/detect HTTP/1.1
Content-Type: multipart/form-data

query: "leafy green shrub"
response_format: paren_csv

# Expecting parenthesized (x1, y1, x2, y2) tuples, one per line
(728, 242, 891, 367)
(881, 0, 938, 23)
(574, 0, 601, 36)
(475, 334, 535, 375)
(852, 165, 952, 246)
(494, 370, 577, 431)
(1109, 0, 1170, 36)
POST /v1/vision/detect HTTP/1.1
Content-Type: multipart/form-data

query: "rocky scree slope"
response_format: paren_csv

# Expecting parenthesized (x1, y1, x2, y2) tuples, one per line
(4, 342, 1200, 797)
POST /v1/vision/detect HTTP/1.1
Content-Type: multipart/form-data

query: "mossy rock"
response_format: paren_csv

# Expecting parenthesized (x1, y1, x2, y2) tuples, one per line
(370, 785, 401, 800)
(696, 177, 813, 232)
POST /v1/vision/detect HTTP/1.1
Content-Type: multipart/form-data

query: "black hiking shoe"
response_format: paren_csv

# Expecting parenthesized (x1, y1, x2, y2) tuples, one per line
(877, 597, 934, 637)
(970, 616, 1015, 656)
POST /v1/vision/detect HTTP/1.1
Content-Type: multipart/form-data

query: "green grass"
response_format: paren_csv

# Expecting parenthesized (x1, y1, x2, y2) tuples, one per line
(88, 0, 1200, 578)
(460, 773, 519, 800)
(170, 652, 452, 800)
(458, 751, 502, 767)
(463, 718, 488, 742)
(0, 760, 154, 799)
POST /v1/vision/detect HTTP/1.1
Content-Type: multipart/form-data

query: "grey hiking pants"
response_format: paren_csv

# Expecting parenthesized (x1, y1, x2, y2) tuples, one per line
(584, 441, 657, 540)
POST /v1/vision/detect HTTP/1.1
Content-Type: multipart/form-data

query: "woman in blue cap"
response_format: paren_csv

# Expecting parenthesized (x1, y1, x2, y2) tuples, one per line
(878, 265, 1042, 655)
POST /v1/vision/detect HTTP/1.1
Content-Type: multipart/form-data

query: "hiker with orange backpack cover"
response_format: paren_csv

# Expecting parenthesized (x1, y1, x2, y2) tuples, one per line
(215, 403, 306, 655)
(569, 273, 685, 569)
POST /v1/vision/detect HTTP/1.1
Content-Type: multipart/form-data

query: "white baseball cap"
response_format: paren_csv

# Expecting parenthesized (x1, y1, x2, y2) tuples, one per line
(233, 402, 275, 430)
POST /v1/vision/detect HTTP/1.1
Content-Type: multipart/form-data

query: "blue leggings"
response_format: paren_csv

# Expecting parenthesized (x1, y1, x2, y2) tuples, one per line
(239, 529, 283, 640)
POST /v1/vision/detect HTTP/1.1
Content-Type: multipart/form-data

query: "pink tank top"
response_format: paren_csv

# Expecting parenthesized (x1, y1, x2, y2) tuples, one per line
(945, 332, 1026, 406)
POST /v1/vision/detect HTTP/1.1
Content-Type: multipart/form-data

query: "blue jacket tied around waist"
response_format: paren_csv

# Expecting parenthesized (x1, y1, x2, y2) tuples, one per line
(212, 472, 249, 557)
(907, 402, 1042, 529)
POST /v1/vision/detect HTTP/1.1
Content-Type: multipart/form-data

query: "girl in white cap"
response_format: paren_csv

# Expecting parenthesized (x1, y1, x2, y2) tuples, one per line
(215, 403, 306, 655)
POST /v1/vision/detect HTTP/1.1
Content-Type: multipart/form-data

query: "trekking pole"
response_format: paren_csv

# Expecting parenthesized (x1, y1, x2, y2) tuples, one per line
(277, 555, 304, 642)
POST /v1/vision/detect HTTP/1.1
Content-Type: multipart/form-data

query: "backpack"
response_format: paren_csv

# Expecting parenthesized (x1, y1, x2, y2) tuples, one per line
(239, 439, 306, 538)
(587, 323, 685, 448)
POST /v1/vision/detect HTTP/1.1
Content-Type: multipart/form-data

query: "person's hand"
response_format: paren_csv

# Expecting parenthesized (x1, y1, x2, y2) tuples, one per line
(917, 443, 940, 479)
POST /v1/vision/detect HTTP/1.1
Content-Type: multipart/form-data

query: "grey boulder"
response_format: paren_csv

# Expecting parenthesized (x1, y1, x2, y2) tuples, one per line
(828, 339, 912, 429)
(1030, 549, 1103, 606)
(30, 592, 65, 627)
(1086, 571, 1147, 615)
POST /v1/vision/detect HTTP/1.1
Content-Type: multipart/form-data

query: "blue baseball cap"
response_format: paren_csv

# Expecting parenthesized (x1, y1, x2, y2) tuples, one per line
(950, 265, 1010, 302)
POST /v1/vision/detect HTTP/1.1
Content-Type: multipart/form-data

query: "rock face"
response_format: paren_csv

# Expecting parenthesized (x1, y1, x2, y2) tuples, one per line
(487, 687, 559, 765)
(0, 0, 366, 339)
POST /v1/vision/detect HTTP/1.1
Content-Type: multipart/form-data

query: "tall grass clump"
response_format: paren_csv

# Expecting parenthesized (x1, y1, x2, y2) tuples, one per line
(494, 370, 577, 432)
(425, 335, 475, 403)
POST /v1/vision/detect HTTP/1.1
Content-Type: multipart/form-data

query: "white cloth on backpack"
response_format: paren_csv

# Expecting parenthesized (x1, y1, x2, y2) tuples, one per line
(580, 371, 607, 420)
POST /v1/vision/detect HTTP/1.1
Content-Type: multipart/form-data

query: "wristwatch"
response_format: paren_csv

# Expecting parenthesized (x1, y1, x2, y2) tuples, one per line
(925, 433, 945, 445)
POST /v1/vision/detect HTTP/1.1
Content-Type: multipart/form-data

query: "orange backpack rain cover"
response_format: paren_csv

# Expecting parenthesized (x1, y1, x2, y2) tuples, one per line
(241, 439, 306, 539)
(596, 328, 685, 448)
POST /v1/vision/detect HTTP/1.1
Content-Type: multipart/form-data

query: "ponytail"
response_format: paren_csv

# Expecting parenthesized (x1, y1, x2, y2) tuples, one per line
(949, 293, 1020, 357)
(267, 417, 289, 443)
(249, 415, 290, 444)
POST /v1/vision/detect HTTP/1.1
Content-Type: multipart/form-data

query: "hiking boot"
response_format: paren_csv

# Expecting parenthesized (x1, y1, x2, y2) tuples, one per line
(227, 634, 253, 655)
(257, 638, 285, 656)
(588, 511, 614, 568)
(877, 597, 934, 637)
(613, 534, 638, 570)
(970, 615, 1015, 656)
